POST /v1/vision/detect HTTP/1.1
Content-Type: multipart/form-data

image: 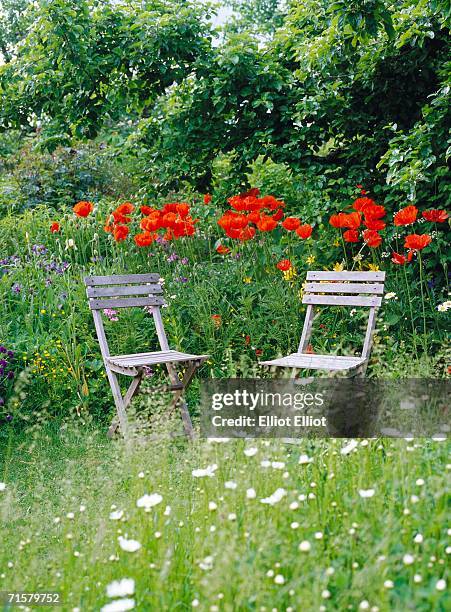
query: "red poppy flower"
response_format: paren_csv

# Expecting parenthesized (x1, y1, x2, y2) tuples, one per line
(204, 194, 212, 204)
(237, 226, 256, 241)
(255, 349, 263, 357)
(296, 223, 313, 239)
(115, 202, 134, 215)
(211, 314, 221, 327)
(225, 227, 241, 239)
(140, 214, 161, 232)
(276, 259, 292, 271)
(228, 196, 247, 211)
(329, 213, 348, 228)
(282, 217, 301, 231)
(394, 205, 418, 226)
(230, 214, 248, 230)
(140, 205, 155, 216)
(247, 211, 261, 224)
(363, 229, 382, 248)
(112, 210, 132, 224)
(404, 234, 432, 251)
(345, 212, 362, 229)
(364, 218, 386, 231)
(245, 334, 251, 345)
(272, 208, 284, 221)
(162, 203, 178, 214)
(113, 224, 129, 242)
(134, 232, 155, 247)
(216, 245, 230, 254)
(391, 251, 413, 265)
(363, 204, 386, 220)
(422, 209, 448, 223)
(353, 197, 376, 212)
(73, 201, 94, 217)
(343, 229, 359, 243)
(257, 215, 278, 232)
(260, 195, 283, 210)
(162, 212, 177, 228)
(176, 203, 190, 218)
(50, 222, 60, 233)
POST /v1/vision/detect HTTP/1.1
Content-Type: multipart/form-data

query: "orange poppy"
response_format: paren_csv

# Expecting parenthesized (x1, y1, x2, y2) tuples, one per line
(394, 205, 418, 226)
(216, 245, 230, 254)
(115, 202, 134, 215)
(329, 213, 348, 228)
(257, 215, 278, 232)
(363, 229, 382, 248)
(422, 209, 448, 223)
(73, 201, 94, 217)
(364, 218, 386, 230)
(237, 226, 256, 241)
(141, 214, 161, 232)
(343, 229, 359, 243)
(113, 224, 129, 242)
(211, 314, 222, 327)
(140, 205, 155, 216)
(176, 203, 190, 218)
(404, 234, 432, 251)
(276, 259, 292, 271)
(134, 232, 155, 247)
(353, 197, 376, 212)
(272, 208, 284, 222)
(363, 204, 386, 220)
(204, 194, 212, 204)
(296, 224, 313, 239)
(50, 222, 60, 233)
(162, 212, 177, 228)
(391, 251, 413, 265)
(282, 217, 301, 231)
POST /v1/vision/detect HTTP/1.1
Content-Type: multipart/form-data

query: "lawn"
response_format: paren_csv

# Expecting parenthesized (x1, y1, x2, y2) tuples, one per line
(1, 422, 449, 611)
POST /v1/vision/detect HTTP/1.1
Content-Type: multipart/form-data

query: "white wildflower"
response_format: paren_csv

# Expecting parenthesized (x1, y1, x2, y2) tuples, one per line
(274, 575, 285, 585)
(298, 541, 311, 552)
(224, 481, 237, 490)
(199, 556, 214, 571)
(413, 533, 423, 544)
(106, 579, 135, 598)
(118, 537, 141, 553)
(403, 553, 415, 565)
(359, 489, 375, 498)
(136, 493, 163, 509)
(436, 579, 446, 591)
(100, 599, 135, 612)
(298, 454, 312, 465)
(192, 464, 218, 478)
(260, 488, 286, 505)
(341, 440, 358, 455)
(208, 501, 217, 511)
(246, 488, 256, 499)
(109, 510, 124, 521)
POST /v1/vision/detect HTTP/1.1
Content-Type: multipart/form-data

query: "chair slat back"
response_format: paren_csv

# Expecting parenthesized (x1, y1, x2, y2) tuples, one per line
(84, 274, 166, 310)
(84, 273, 170, 357)
(298, 270, 386, 360)
(303, 271, 385, 308)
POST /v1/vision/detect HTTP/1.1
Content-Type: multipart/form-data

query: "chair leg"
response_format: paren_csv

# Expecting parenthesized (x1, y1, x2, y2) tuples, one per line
(107, 371, 144, 438)
(105, 366, 128, 436)
(166, 361, 199, 440)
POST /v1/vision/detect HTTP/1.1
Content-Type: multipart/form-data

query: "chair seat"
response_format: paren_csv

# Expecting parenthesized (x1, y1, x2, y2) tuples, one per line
(260, 353, 366, 371)
(107, 350, 209, 369)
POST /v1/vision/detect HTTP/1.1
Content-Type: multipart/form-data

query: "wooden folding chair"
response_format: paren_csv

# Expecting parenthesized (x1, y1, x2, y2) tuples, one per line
(260, 270, 385, 376)
(84, 273, 208, 438)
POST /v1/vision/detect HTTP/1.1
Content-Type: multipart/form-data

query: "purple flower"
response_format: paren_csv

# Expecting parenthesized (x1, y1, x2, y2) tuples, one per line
(0, 398, 4, 407)
(142, 366, 154, 378)
(176, 276, 188, 283)
(181, 257, 189, 265)
(167, 253, 179, 263)
(7, 371, 14, 380)
(0, 346, 6, 354)
(7, 351, 14, 359)
(103, 308, 119, 322)
(11, 283, 22, 294)
(5, 414, 13, 422)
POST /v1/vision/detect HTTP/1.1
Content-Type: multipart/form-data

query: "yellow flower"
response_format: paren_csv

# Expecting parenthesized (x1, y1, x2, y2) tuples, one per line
(243, 277, 252, 284)
(333, 238, 340, 247)
(40, 309, 46, 314)
(368, 263, 380, 271)
(283, 267, 297, 281)
(333, 262, 344, 272)
(306, 255, 316, 265)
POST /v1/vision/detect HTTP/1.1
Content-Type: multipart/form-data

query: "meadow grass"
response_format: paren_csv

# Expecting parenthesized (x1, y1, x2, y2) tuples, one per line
(0, 418, 449, 612)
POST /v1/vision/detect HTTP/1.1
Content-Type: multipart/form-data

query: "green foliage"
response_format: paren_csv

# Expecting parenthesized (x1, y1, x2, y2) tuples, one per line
(0, 138, 137, 213)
